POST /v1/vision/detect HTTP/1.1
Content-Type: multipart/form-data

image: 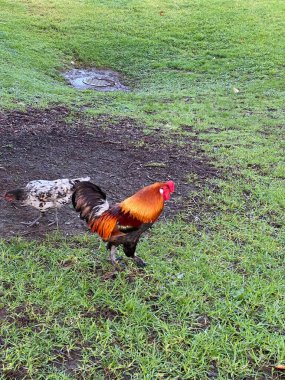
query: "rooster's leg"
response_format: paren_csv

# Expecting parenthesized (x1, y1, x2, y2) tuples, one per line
(107, 244, 125, 268)
(109, 245, 118, 266)
(122, 241, 147, 267)
(132, 255, 147, 268)
(21, 212, 44, 227)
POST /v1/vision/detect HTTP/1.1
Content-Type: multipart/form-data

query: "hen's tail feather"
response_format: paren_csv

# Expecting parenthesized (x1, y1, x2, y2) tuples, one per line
(72, 181, 108, 223)
(72, 177, 91, 183)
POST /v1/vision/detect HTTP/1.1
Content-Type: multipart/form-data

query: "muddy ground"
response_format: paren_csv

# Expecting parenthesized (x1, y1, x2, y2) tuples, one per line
(0, 106, 217, 239)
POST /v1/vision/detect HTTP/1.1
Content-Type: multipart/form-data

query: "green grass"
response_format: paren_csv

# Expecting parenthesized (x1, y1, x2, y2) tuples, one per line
(1, 0, 285, 378)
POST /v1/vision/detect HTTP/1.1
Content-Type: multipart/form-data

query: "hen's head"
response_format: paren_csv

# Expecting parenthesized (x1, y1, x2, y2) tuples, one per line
(159, 180, 175, 201)
(4, 189, 26, 202)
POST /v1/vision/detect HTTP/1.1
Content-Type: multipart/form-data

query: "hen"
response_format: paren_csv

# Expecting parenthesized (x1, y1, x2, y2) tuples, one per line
(72, 180, 175, 267)
(4, 177, 90, 227)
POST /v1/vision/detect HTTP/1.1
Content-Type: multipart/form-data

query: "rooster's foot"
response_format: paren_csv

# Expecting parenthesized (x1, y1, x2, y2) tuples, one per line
(110, 258, 126, 269)
(109, 247, 126, 269)
(132, 256, 147, 268)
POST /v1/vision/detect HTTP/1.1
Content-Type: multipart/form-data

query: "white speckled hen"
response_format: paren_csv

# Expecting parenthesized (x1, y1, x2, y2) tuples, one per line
(4, 177, 90, 227)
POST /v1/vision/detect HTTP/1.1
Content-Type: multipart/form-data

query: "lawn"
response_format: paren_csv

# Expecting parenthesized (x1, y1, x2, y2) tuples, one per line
(0, 0, 285, 379)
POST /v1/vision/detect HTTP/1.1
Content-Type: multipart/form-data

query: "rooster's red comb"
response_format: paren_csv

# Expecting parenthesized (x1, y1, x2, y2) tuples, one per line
(166, 180, 175, 192)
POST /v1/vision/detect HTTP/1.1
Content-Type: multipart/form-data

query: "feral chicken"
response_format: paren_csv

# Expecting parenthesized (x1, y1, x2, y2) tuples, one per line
(4, 177, 90, 227)
(72, 180, 175, 267)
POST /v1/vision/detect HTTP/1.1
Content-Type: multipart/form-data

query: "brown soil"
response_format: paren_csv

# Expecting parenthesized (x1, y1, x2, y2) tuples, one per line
(0, 106, 217, 239)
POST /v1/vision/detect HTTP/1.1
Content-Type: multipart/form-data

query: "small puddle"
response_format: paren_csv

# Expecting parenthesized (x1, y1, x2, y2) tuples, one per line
(63, 68, 130, 92)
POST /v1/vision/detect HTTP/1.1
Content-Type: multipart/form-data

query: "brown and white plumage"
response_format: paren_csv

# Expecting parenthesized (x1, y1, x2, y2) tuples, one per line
(72, 180, 175, 267)
(4, 177, 90, 227)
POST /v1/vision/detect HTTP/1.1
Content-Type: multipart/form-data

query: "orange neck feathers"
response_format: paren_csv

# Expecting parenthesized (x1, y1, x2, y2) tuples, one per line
(120, 182, 166, 223)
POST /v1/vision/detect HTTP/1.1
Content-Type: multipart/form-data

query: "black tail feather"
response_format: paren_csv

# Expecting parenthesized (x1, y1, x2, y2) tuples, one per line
(72, 181, 108, 223)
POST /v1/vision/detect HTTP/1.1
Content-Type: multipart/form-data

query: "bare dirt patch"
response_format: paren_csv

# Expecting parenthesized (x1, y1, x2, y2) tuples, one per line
(0, 106, 217, 239)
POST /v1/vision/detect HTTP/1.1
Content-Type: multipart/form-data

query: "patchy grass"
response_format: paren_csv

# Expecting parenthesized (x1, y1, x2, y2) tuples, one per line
(0, 0, 285, 379)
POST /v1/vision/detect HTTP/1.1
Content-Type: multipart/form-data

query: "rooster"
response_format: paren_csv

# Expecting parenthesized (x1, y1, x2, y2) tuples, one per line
(72, 180, 175, 267)
(4, 177, 90, 227)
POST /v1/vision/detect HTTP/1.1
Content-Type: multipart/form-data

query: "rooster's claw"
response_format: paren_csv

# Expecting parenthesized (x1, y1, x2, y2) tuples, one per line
(133, 256, 147, 268)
